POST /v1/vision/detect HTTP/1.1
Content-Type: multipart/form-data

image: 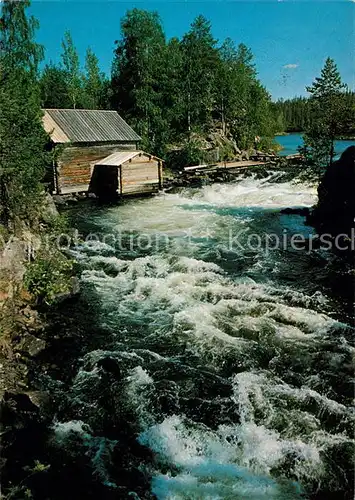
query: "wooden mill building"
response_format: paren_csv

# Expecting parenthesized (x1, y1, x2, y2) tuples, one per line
(42, 108, 163, 196)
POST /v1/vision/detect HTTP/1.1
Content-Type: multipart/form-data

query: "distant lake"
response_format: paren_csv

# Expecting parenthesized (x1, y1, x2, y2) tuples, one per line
(275, 133, 355, 158)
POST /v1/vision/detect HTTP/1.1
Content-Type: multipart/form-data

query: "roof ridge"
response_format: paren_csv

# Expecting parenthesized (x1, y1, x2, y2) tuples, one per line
(42, 108, 118, 112)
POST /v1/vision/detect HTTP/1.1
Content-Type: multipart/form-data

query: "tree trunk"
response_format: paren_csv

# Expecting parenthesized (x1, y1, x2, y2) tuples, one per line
(187, 91, 191, 133)
(221, 96, 225, 136)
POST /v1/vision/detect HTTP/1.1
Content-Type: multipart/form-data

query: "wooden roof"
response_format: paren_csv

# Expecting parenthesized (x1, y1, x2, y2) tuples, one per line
(42, 109, 141, 144)
(95, 151, 163, 167)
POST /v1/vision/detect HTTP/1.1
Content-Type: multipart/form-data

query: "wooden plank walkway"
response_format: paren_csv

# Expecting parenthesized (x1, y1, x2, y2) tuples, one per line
(184, 160, 267, 173)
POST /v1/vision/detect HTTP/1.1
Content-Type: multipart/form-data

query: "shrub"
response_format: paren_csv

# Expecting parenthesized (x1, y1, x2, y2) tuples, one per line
(24, 252, 73, 305)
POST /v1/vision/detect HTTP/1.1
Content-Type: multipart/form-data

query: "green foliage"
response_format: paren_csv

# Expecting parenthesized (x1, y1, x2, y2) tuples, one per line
(82, 48, 107, 109)
(272, 97, 311, 132)
(180, 15, 219, 133)
(40, 63, 72, 108)
(111, 10, 277, 159)
(43, 212, 69, 233)
(166, 140, 204, 171)
(160, 38, 185, 141)
(61, 31, 82, 109)
(301, 58, 348, 175)
(111, 9, 168, 154)
(3, 460, 50, 499)
(0, 0, 50, 226)
(24, 460, 51, 474)
(215, 38, 242, 136)
(24, 251, 73, 305)
(216, 40, 265, 148)
(273, 90, 355, 136)
(39, 38, 107, 110)
(235, 80, 277, 150)
(0, 0, 43, 78)
(306, 57, 346, 97)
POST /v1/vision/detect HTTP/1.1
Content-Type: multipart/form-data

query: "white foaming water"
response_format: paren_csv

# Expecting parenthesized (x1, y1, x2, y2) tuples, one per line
(97, 176, 316, 239)
(139, 415, 304, 499)
(191, 177, 316, 208)
(81, 253, 340, 366)
(72, 178, 353, 498)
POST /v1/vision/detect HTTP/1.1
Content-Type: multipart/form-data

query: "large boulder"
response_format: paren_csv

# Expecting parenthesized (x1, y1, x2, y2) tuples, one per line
(310, 146, 355, 238)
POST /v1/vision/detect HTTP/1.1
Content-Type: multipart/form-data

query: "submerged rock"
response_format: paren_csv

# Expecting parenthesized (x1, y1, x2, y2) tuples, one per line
(97, 356, 122, 379)
(281, 207, 310, 216)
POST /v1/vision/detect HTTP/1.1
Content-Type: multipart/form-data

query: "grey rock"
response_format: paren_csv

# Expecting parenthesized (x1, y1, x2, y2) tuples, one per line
(0, 238, 27, 299)
(42, 193, 59, 220)
(17, 334, 46, 357)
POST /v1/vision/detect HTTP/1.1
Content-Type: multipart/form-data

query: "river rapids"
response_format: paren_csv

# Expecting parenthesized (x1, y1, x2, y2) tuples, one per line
(43, 175, 354, 499)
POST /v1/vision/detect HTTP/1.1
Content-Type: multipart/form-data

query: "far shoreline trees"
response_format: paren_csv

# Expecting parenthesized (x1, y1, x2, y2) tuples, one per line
(273, 91, 355, 135)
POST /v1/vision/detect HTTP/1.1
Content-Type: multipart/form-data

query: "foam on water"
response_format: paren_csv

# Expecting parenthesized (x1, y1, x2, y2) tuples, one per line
(81, 253, 341, 359)
(190, 177, 316, 209)
(96, 176, 316, 240)
(68, 177, 354, 498)
(139, 415, 305, 499)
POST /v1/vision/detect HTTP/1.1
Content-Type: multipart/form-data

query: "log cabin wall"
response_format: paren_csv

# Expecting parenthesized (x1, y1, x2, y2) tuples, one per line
(121, 155, 161, 195)
(90, 151, 163, 199)
(56, 142, 138, 194)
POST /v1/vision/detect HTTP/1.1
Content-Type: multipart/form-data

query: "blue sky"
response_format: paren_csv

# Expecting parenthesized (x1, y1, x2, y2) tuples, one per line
(29, 1, 354, 100)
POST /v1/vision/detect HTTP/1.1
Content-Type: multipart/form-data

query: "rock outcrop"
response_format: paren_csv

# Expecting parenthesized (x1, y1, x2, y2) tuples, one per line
(0, 237, 27, 302)
(309, 146, 355, 239)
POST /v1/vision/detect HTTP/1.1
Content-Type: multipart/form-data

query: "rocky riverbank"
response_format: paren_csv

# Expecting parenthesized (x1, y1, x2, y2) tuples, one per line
(0, 196, 82, 499)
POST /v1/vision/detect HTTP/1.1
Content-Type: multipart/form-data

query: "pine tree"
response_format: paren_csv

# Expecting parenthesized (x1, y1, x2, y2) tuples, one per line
(306, 57, 345, 98)
(111, 9, 167, 152)
(61, 31, 82, 109)
(180, 16, 219, 134)
(216, 41, 275, 150)
(302, 58, 347, 173)
(0, 0, 49, 226)
(160, 37, 185, 140)
(216, 38, 240, 135)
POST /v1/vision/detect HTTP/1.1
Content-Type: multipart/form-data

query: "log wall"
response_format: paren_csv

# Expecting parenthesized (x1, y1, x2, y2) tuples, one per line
(121, 156, 160, 195)
(56, 142, 137, 194)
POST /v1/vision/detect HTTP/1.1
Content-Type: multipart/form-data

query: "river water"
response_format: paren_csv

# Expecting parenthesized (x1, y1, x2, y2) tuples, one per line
(275, 133, 355, 157)
(49, 175, 354, 499)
